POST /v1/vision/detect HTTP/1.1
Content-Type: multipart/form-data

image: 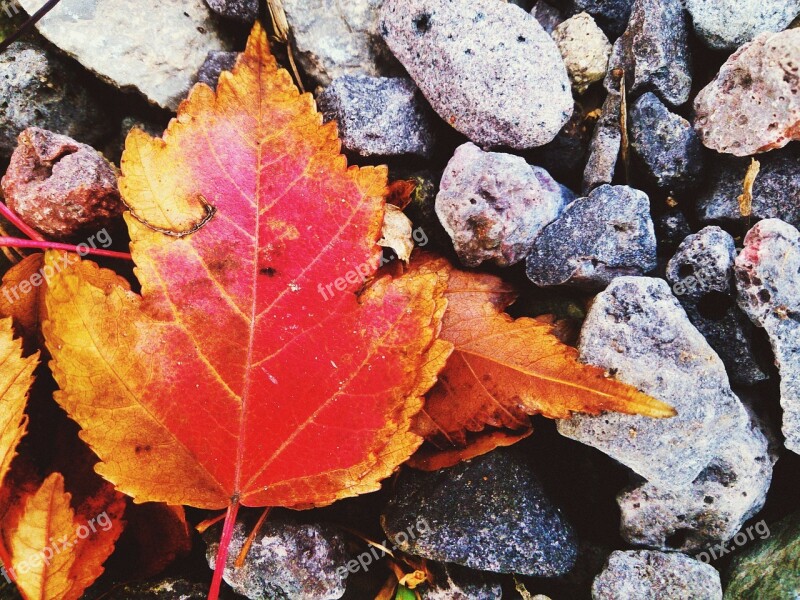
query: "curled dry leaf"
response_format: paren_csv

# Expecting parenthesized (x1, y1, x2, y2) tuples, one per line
(41, 23, 451, 597)
(410, 255, 675, 465)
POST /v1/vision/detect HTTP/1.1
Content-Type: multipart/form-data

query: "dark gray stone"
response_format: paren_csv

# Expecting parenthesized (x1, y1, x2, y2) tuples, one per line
(591, 551, 723, 599)
(665, 227, 768, 385)
(436, 142, 571, 267)
(697, 146, 800, 230)
(0, 41, 111, 157)
(557, 277, 751, 487)
(100, 577, 210, 599)
(317, 75, 436, 158)
(205, 520, 350, 600)
(686, 0, 800, 51)
(531, 0, 566, 34)
(655, 209, 692, 252)
(380, 0, 573, 149)
(421, 563, 503, 600)
(526, 184, 657, 289)
(204, 0, 257, 22)
(549, 0, 634, 38)
(381, 449, 578, 576)
(736, 219, 800, 454)
(529, 102, 592, 182)
(605, 0, 692, 107)
(582, 71, 622, 194)
(629, 92, 705, 191)
(197, 50, 238, 89)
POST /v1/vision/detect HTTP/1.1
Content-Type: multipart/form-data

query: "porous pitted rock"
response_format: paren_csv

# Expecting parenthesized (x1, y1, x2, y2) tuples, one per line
(16, 0, 232, 110)
(1, 128, 122, 242)
(317, 76, 436, 157)
(552, 12, 612, 94)
(557, 277, 751, 487)
(197, 51, 238, 89)
(605, 0, 692, 107)
(381, 449, 578, 576)
(736, 219, 800, 454)
(380, 0, 574, 149)
(697, 146, 800, 229)
(685, 0, 800, 51)
(724, 511, 800, 599)
(204, 0, 257, 22)
(665, 227, 768, 385)
(694, 29, 800, 156)
(525, 185, 657, 289)
(205, 519, 350, 600)
(549, 0, 634, 38)
(591, 551, 723, 600)
(618, 416, 773, 552)
(422, 563, 503, 600)
(282, 0, 400, 86)
(0, 41, 110, 157)
(629, 92, 705, 191)
(435, 142, 571, 267)
(582, 71, 622, 193)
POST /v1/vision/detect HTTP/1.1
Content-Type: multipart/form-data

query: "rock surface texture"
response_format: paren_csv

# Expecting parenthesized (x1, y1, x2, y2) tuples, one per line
(0, 41, 110, 157)
(605, 0, 692, 107)
(17, 0, 232, 110)
(380, 0, 573, 149)
(317, 76, 436, 157)
(694, 29, 800, 156)
(282, 0, 400, 86)
(525, 185, 657, 289)
(685, 0, 800, 51)
(204, 0, 257, 22)
(591, 551, 723, 600)
(736, 219, 800, 454)
(381, 449, 578, 576)
(552, 12, 611, 94)
(436, 142, 570, 267)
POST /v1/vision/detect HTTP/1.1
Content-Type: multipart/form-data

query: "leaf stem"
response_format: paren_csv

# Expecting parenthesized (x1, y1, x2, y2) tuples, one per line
(0, 237, 133, 260)
(0, 0, 63, 54)
(0, 201, 45, 241)
(208, 498, 240, 600)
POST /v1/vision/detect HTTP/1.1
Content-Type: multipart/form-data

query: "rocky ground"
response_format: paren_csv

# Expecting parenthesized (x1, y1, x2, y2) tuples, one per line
(1, 0, 800, 599)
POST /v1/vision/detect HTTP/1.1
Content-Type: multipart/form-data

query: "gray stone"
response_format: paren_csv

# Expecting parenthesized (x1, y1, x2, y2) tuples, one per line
(435, 142, 571, 267)
(205, 520, 349, 600)
(686, 0, 800, 51)
(582, 71, 622, 193)
(16, 0, 232, 111)
(736, 219, 800, 454)
(557, 277, 750, 487)
(317, 75, 436, 158)
(618, 417, 773, 552)
(380, 0, 573, 149)
(102, 577, 208, 599)
(553, 12, 612, 94)
(529, 102, 592, 182)
(282, 0, 400, 86)
(629, 92, 705, 191)
(655, 209, 692, 252)
(531, 1, 566, 34)
(697, 146, 800, 230)
(665, 227, 768, 385)
(605, 0, 692, 107)
(197, 51, 238, 89)
(204, 0, 257, 22)
(381, 449, 578, 577)
(525, 185, 657, 289)
(591, 551, 723, 600)
(694, 29, 800, 156)
(0, 41, 110, 157)
(549, 0, 634, 38)
(421, 563, 503, 600)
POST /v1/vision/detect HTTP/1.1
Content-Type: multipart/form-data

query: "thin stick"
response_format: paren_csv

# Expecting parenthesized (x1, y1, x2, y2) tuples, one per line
(208, 499, 240, 600)
(0, 201, 45, 241)
(0, 0, 63, 54)
(0, 237, 132, 260)
(234, 507, 271, 568)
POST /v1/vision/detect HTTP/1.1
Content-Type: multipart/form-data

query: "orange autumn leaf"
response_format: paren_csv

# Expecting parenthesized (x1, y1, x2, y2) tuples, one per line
(0, 317, 38, 488)
(1, 473, 124, 600)
(41, 23, 450, 596)
(407, 427, 533, 471)
(411, 256, 674, 458)
(0, 254, 46, 351)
